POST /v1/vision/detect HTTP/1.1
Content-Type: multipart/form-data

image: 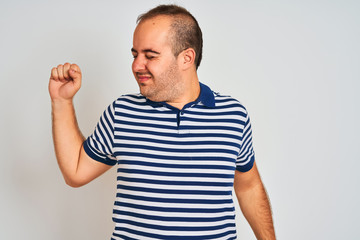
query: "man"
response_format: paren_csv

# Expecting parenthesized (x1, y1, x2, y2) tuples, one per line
(49, 4, 275, 240)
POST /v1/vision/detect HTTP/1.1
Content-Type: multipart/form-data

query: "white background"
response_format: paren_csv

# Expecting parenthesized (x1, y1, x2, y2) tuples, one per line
(1, 0, 359, 239)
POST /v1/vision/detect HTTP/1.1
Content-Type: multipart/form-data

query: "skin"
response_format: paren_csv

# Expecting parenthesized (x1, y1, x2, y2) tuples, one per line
(132, 16, 200, 109)
(49, 14, 275, 239)
(234, 163, 276, 239)
(49, 63, 112, 187)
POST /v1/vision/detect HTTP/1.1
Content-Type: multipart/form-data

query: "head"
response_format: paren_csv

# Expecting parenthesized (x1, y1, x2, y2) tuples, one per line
(137, 5, 203, 70)
(132, 5, 203, 103)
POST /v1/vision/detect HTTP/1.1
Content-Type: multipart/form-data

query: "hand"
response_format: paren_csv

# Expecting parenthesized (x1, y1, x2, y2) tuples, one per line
(49, 63, 82, 102)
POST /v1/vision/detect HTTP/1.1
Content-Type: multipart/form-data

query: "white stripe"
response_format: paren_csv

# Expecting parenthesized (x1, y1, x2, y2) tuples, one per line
(187, 106, 246, 114)
(114, 203, 235, 215)
(118, 156, 236, 166)
(112, 222, 236, 237)
(114, 139, 239, 152)
(114, 123, 179, 133)
(86, 92, 255, 239)
(115, 148, 237, 159)
(119, 164, 234, 174)
(112, 212, 235, 227)
(98, 119, 112, 152)
(118, 172, 234, 183)
(115, 115, 177, 127)
(182, 120, 246, 128)
(185, 113, 247, 121)
(117, 131, 242, 144)
(116, 189, 231, 201)
(112, 230, 159, 240)
(115, 122, 243, 136)
(117, 180, 233, 192)
(118, 107, 175, 118)
(112, 229, 237, 240)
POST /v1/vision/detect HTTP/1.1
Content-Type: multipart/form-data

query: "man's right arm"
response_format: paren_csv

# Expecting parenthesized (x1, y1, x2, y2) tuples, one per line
(49, 63, 112, 187)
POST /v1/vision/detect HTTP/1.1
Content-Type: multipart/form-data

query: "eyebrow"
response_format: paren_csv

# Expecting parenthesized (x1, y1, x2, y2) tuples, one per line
(131, 48, 160, 55)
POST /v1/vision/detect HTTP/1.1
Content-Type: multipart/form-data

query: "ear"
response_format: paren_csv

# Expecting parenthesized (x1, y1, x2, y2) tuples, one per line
(178, 48, 196, 71)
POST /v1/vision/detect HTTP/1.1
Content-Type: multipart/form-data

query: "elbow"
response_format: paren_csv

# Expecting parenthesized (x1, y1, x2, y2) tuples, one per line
(64, 177, 86, 188)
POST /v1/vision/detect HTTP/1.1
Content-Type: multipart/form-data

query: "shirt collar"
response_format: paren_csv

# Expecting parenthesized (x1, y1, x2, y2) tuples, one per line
(145, 82, 215, 109)
(198, 82, 215, 108)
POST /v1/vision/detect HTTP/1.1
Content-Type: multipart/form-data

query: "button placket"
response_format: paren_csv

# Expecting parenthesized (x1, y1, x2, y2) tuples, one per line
(177, 110, 186, 130)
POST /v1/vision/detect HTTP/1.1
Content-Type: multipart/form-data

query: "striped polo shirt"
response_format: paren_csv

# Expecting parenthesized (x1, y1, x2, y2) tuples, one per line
(84, 83, 255, 240)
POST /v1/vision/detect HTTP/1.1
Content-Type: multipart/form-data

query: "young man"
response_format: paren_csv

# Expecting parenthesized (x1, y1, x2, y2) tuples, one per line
(49, 4, 275, 240)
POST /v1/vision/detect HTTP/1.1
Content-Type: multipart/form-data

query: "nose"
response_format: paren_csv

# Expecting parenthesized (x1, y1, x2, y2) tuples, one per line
(132, 55, 147, 73)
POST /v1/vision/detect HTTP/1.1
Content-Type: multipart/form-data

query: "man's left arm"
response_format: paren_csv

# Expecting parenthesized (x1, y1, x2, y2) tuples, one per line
(234, 162, 276, 240)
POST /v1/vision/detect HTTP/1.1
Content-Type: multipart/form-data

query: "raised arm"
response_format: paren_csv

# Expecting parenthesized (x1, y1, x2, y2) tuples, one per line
(49, 63, 112, 187)
(234, 163, 276, 239)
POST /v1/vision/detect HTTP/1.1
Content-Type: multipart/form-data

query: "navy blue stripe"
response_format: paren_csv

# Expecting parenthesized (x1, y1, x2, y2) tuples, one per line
(117, 184, 232, 195)
(118, 160, 235, 170)
(119, 94, 144, 100)
(104, 104, 115, 145)
(117, 168, 234, 178)
(114, 201, 235, 213)
(178, 125, 244, 133)
(114, 119, 178, 130)
(83, 140, 104, 161)
(92, 132, 102, 150)
(182, 117, 245, 125)
(115, 96, 146, 104)
(114, 226, 237, 240)
(185, 110, 247, 117)
(85, 89, 255, 239)
(111, 233, 138, 240)
(116, 192, 233, 204)
(115, 152, 236, 163)
(236, 155, 255, 172)
(114, 135, 240, 148)
(241, 119, 252, 139)
(83, 140, 117, 166)
(114, 218, 236, 232)
(115, 103, 174, 114)
(114, 144, 238, 156)
(214, 99, 242, 105)
(115, 119, 245, 133)
(113, 209, 235, 222)
(116, 111, 176, 122)
(114, 128, 242, 140)
(98, 118, 112, 152)
(117, 176, 234, 187)
(194, 103, 244, 111)
(240, 135, 253, 156)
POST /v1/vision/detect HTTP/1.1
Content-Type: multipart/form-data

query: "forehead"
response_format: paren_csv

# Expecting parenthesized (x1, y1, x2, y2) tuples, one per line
(133, 16, 173, 50)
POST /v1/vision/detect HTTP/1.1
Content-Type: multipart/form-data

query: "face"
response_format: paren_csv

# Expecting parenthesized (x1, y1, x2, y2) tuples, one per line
(132, 16, 184, 102)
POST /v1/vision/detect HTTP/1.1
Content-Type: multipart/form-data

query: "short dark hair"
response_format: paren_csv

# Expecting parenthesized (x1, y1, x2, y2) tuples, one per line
(137, 4, 203, 69)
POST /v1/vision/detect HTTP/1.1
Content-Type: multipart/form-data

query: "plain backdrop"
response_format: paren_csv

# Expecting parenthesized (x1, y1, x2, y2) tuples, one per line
(1, 0, 359, 239)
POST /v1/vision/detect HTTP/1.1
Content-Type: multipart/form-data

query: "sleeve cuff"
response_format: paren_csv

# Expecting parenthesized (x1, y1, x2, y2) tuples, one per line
(236, 155, 255, 172)
(83, 139, 117, 166)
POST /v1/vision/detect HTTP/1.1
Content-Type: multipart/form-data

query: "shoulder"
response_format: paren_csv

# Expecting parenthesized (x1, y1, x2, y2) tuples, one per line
(109, 93, 146, 108)
(110, 94, 157, 113)
(114, 93, 145, 104)
(213, 92, 249, 115)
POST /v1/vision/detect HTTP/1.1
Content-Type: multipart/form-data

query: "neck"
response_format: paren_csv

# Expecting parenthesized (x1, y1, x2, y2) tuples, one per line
(167, 75, 200, 110)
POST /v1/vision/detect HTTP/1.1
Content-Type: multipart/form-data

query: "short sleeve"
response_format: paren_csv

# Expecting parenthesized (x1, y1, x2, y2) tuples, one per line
(236, 108, 255, 172)
(83, 101, 117, 166)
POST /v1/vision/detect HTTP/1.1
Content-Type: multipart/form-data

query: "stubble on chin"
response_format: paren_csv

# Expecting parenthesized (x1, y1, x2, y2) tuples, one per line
(139, 62, 183, 103)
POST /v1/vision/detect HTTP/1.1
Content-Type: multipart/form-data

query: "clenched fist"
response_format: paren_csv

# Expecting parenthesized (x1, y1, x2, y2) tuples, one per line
(49, 63, 82, 102)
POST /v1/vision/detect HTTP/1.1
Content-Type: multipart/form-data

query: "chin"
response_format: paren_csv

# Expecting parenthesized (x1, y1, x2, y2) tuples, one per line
(143, 93, 165, 103)
(139, 89, 153, 99)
